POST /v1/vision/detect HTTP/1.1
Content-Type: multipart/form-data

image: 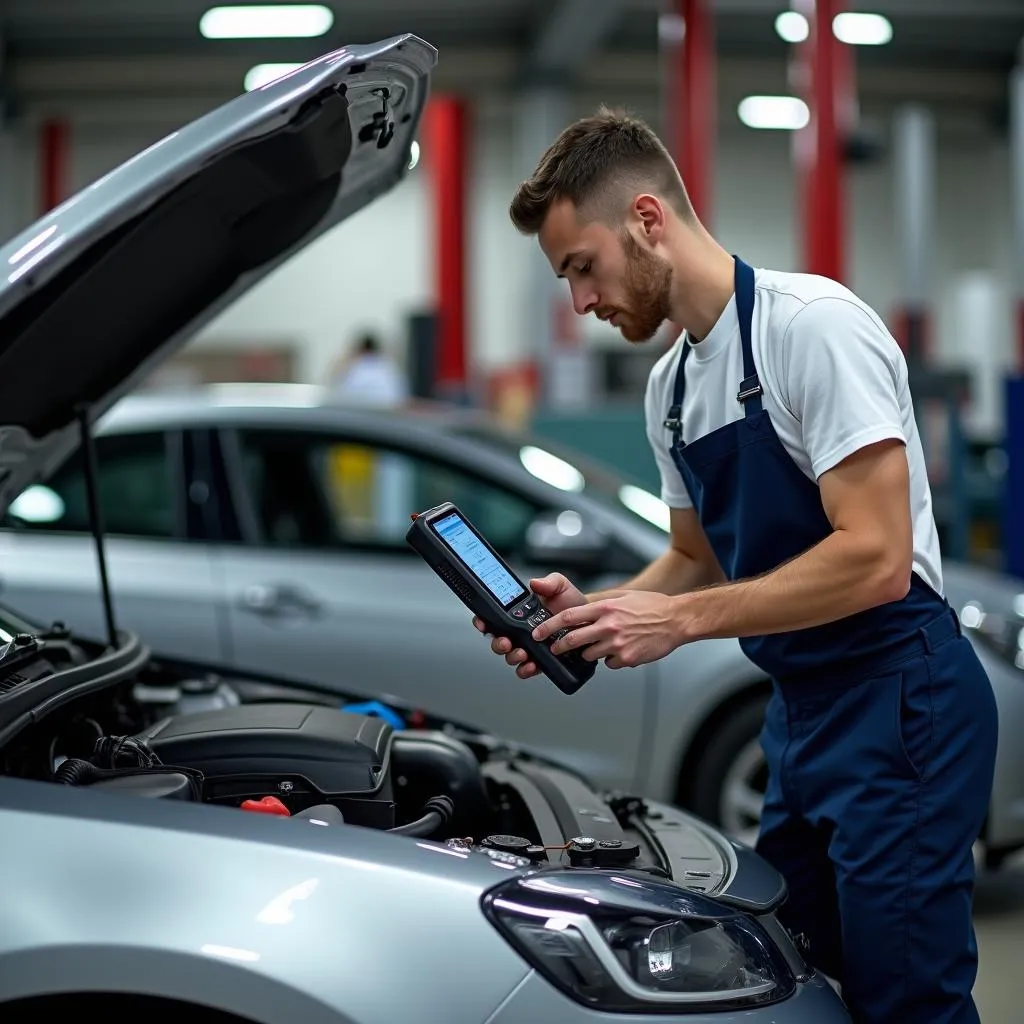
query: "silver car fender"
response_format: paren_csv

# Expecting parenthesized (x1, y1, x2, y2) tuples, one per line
(0, 779, 530, 1024)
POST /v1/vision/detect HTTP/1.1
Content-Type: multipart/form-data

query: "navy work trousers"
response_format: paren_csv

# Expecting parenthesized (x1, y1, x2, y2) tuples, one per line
(756, 611, 999, 1023)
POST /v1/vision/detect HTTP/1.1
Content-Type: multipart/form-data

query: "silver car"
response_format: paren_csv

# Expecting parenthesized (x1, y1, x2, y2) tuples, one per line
(0, 33, 851, 1024)
(3, 392, 1024, 866)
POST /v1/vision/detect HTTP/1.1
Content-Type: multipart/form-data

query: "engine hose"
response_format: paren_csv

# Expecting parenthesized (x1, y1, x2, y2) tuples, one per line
(54, 758, 204, 801)
(390, 732, 491, 830)
(387, 795, 455, 838)
(54, 758, 105, 786)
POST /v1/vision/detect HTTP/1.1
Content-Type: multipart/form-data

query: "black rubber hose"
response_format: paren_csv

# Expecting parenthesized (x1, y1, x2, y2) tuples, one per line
(53, 758, 204, 800)
(387, 795, 455, 838)
(54, 758, 105, 786)
(390, 732, 491, 830)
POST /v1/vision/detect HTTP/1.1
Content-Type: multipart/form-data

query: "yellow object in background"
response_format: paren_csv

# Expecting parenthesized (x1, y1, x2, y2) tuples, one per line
(326, 443, 376, 533)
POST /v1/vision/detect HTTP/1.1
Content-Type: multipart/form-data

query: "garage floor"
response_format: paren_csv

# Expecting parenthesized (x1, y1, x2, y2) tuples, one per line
(974, 854, 1024, 1022)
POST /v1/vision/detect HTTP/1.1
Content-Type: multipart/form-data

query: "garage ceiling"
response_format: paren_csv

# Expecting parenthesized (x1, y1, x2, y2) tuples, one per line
(0, 0, 1021, 119)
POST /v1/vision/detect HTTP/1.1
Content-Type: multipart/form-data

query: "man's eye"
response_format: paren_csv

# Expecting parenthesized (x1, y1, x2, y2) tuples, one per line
(577, 262, 591, 274)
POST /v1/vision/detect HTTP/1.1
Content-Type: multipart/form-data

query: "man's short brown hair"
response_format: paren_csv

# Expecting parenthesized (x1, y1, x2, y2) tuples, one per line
(509, 106, 694, 236)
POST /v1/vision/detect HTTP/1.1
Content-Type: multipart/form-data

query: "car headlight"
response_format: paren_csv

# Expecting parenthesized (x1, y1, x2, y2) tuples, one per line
(482, 872, 796, 1013)
(961, 596, 1024, 672)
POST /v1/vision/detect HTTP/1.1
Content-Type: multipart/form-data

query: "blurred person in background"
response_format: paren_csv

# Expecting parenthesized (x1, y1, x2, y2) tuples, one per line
(476, 107, 996, 1024)
(328, 330, 408, 407)
(326, 330, 410, 536)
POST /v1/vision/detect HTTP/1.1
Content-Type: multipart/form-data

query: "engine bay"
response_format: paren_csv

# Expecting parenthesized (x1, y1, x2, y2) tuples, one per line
(0, 621, 733, 885)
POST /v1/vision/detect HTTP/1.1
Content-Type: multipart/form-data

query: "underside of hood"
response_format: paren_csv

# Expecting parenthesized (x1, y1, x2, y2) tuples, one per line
(0, 34, 435, 517)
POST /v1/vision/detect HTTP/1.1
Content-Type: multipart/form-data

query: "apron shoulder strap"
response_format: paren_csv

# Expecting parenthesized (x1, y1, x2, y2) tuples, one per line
(665, 256, 762, 436)
(663, 339, 691, 438)
(733, 257, 763, 416)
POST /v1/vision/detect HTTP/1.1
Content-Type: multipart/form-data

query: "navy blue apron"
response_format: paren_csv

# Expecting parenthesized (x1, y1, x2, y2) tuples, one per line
(665, 257, 998, 1024)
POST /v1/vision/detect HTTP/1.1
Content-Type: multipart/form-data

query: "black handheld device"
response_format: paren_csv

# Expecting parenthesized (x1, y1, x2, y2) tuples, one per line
(405, 502, 596, 695)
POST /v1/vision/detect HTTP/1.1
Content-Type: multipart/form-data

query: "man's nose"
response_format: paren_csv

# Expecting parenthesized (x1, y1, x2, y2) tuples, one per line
(571, 285, 598, 316)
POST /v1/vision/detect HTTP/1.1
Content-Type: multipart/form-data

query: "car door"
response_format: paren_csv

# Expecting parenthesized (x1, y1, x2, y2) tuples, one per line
(0, 429, 226, 662)
(213, 425, 647, 790)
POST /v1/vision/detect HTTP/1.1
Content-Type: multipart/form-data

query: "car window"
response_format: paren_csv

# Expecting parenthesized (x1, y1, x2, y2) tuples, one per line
(234, 429, 541, 555)
(450, 422, 673, 535)
(4, 431, 178, 540)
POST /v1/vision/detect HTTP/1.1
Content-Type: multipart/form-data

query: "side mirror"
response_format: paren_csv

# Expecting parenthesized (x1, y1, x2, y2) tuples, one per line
(523, 509, 611, 570)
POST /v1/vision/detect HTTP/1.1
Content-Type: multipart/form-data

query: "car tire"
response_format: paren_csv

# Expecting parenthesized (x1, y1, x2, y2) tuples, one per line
(688, 694, 770, 848)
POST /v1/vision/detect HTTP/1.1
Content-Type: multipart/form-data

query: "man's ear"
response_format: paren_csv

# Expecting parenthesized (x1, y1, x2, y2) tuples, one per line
(631, 194, 666, 245)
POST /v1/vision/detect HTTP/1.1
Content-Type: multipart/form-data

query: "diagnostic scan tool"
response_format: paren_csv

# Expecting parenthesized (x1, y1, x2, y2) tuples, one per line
(406, 502, 596, 695)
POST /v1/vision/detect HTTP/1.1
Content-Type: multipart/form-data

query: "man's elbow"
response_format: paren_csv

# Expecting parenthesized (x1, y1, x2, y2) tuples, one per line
(871, 549, 913, 606)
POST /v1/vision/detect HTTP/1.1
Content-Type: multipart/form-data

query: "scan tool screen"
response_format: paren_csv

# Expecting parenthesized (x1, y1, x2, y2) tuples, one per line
(432, 512, 526, 608)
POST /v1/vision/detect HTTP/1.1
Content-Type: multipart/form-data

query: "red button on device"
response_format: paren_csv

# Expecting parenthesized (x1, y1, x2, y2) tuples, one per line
(241, 796, 291, 817)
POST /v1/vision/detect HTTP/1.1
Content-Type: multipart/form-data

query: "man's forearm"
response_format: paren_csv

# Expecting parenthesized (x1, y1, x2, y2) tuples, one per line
(674, 530, 910, 643)
(588, 547, 724, 603)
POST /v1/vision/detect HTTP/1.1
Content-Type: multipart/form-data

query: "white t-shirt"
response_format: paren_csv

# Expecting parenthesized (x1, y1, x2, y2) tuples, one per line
(331, 355, 408, 406)
(643, 266, 943, 595)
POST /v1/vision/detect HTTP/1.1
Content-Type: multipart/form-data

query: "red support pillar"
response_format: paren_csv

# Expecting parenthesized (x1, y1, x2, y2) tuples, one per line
(793, 1, 847, 283)
(664, 0, 716, 226)
(39, 117, 70, 215)
(424, 96, 468, 400)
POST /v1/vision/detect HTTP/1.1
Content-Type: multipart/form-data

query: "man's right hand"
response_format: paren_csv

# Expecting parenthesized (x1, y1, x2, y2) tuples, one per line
(473, 572, 587, 679)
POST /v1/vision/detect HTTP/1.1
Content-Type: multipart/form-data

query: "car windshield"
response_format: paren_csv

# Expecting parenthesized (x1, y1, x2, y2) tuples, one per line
(0, 603, 40, 642)
(450, 423, 671, 533)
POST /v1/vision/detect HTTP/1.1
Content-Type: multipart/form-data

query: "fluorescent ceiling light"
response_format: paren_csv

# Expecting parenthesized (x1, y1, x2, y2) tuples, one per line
(657, 12, 687, 45)
(200, 5, 333, 40)
(738, 95, 810, 131)
(832, 12, 892, 46)
(244, 62, 304, 90)
(775, 11, 809, 44)
(773, 10, 893, 47)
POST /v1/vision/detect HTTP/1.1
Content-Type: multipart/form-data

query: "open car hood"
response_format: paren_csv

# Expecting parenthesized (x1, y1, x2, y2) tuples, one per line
(0, 34, 435, 518)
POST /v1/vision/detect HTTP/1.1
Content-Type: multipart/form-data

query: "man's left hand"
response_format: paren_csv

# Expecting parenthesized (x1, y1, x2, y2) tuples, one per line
(534, 591, 685, 670)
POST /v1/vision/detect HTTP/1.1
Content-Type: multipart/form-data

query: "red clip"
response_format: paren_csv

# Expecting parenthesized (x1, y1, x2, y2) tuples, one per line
(241, 795, 291, 817)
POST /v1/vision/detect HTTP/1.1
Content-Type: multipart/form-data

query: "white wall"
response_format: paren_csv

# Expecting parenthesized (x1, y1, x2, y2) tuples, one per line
(199, 167, 432, 384)
(4, 97, 1016, 396)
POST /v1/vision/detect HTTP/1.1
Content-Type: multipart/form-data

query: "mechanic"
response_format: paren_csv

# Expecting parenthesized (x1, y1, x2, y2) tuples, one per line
(476, 107, 998, 1024)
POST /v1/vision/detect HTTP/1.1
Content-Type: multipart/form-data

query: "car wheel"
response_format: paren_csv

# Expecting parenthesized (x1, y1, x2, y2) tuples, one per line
(689, 695, 769, 849)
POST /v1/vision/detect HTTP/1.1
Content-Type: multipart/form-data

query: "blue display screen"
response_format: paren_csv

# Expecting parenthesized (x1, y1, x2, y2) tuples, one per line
(433, 512, 526, 607)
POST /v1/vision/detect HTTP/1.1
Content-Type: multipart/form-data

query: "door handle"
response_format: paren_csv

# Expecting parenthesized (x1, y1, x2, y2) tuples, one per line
(238, 583, 323, 619)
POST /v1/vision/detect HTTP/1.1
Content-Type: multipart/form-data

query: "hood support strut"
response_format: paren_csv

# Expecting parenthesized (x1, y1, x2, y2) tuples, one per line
(75, 404, 118, 650)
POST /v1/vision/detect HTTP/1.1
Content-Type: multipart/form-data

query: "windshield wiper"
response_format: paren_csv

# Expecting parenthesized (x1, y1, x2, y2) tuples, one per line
(0, 633, 41, 670)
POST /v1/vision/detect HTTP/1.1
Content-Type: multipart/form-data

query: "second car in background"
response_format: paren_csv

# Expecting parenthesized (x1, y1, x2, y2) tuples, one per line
(2, 387, 1023, 864)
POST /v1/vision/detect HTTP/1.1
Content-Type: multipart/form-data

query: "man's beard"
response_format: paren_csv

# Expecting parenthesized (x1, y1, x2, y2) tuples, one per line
(615, 232, 674, 344)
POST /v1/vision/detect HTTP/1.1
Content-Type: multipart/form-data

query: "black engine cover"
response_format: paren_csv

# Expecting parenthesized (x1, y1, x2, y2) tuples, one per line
(136, 703, 395, 827)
